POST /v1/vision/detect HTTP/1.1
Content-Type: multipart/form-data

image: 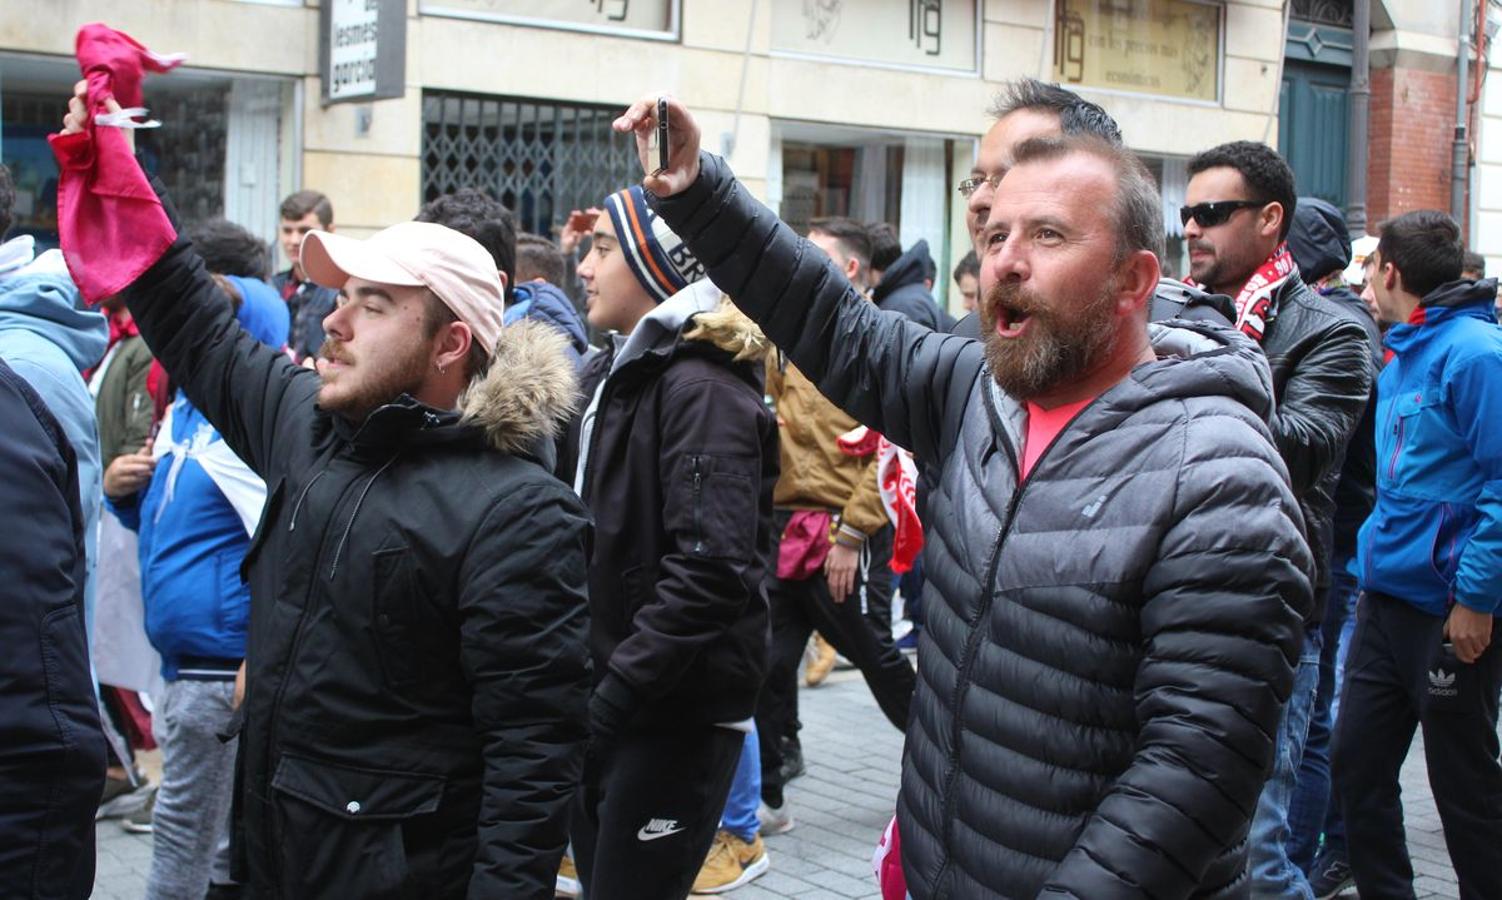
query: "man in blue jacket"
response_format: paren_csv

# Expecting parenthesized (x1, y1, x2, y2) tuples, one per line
(106, 221, 289, 900)
(1333, 209, 1502, 900)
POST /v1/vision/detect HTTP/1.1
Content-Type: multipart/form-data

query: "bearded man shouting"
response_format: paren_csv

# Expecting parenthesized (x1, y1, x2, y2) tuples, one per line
(615, 96, 1314, 899)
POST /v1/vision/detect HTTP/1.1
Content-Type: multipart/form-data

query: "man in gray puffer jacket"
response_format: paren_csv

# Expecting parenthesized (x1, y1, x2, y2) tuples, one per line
(616, 98, 1313, 899)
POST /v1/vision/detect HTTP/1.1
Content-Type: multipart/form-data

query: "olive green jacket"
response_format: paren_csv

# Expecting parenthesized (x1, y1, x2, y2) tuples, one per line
(93, 333, 154, 469)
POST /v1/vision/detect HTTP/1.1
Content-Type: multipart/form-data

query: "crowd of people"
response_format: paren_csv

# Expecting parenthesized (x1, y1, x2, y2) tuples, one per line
(3, 29, 1500, 900)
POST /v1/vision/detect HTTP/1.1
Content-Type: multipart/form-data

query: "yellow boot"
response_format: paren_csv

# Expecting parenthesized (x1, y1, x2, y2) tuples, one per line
(805, 633, 837, 687)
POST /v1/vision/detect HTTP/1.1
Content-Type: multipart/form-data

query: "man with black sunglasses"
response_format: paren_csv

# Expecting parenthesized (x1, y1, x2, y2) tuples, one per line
(1185, 141, 1374, 900)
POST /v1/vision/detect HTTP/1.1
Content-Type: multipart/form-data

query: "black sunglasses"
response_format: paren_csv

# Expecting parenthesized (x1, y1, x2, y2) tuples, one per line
(1179, 200, 1266, 228)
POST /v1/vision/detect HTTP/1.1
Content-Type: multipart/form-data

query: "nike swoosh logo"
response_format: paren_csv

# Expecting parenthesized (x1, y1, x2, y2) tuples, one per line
(637, 825, 686, 841)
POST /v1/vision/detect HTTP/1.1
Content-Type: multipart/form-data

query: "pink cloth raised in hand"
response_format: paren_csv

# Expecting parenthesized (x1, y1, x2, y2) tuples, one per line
(48, 23, 182, 303)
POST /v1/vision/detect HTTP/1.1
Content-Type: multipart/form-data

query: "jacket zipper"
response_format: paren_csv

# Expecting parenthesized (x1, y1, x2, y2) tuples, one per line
(262, 470, 359, 895)
(930, 387, 1099, 894)
(579, 378, 615, 498)
(288, 469, 327, 532)
(691, 455, 706, 554)
(1386, 410, 1406, 482)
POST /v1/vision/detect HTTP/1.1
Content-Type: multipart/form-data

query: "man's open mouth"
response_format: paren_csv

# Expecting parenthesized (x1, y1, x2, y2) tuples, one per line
(994, 303, 1032, 338)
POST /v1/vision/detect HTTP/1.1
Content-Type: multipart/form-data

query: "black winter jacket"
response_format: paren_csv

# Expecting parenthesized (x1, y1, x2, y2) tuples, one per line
(653, 152, 1314, 899)
(872, 239, 951, 332)
(1323, 286, 1382, 556)
(561, 283, 776, 732)
(1259, 274, 1374, 610)
(0, 359, 106, 900)
(125, 189, 592, 899)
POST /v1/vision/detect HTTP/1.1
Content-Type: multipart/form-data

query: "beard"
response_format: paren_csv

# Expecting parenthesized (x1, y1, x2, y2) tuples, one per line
(315, 336, 430, 420)
(980, 276, 1121, 400)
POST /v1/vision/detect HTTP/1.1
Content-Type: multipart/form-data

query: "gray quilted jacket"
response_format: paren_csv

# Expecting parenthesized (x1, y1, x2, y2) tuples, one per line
(653, 152, 1314, 899)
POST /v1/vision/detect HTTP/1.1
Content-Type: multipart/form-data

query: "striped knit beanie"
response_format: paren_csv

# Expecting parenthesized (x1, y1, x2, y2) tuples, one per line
(603, 185, 706, 304)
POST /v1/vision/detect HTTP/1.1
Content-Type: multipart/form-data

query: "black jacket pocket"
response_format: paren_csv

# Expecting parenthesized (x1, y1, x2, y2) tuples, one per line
(271, 753, 444, 821)
(671, 453, 759, 562)
(371, 547, 420, 689)
(270, 754, 446, 899)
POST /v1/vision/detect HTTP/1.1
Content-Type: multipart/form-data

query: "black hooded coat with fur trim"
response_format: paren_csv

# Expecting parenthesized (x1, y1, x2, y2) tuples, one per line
(125, 185, 591, 900)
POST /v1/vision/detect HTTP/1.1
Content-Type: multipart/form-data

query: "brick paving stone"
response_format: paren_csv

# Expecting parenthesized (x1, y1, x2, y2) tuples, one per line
(92, 666, 1482, 899)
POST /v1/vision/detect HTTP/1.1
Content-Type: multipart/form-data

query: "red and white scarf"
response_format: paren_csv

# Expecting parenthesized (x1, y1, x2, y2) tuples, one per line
(1224, 242, 1296, 343)
(837, 425, 924, 574)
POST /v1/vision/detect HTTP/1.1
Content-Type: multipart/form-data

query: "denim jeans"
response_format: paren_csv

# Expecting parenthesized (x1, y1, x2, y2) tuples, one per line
(1288, 566, 1360, 871)
(1248, 626, 1321, 899)
(721, 727, 761, 842)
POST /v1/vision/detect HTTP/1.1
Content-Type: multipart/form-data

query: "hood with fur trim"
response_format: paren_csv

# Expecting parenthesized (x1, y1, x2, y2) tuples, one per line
(461, 317, 581, 455)
(683, 295, 770, 363)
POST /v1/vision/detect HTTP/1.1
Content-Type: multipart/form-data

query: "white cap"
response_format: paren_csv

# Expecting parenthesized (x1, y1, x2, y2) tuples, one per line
(300, 222, 505, 356)
(1343, 234, 1379, 287)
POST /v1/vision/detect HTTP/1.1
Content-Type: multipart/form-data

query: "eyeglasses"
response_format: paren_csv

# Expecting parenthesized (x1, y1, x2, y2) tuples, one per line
(957, 173, 1003, 198)
(1179, 200, 1265, 228)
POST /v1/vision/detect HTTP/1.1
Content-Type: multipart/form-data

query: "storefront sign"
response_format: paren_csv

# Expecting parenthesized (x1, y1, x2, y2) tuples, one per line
(771, 0, 978, 74)
(418, 0, 679, 40)
(1052, 0, 1220, 102)
(320, 0, 406, 104)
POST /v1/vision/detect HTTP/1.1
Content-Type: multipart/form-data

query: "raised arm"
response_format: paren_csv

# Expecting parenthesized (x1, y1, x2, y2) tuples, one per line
(57, 81, 316, 479)
(614, 96, 981, 464)
(123, 231, 318, 479)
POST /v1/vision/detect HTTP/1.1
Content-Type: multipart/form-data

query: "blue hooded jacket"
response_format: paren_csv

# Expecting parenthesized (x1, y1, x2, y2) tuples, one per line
(110, 275, 289, 677)
(1357, 278, 1502, 615)
(505, 280, 590, 369)
(0, 242, 108, 639)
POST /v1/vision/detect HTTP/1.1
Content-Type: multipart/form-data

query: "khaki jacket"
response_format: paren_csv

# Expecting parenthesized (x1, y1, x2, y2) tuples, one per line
(766, 351, 886, 544)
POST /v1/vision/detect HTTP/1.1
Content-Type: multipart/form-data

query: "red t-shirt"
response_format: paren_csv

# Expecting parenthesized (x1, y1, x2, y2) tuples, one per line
(1020, 396, 1096, 480)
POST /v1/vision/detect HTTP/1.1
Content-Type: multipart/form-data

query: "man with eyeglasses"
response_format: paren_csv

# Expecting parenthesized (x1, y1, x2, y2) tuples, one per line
(1184, 140, 1374, 900)
(620, 91, 1315, 900)
(951, 81, 1120, 343)
(954, 82, 1233, 338)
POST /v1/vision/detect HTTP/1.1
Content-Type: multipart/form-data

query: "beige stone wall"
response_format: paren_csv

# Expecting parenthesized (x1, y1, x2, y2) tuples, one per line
(0, 0, 1289, 254)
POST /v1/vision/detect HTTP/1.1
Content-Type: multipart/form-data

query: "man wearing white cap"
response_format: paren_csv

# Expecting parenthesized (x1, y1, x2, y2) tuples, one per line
(60, 84, 592, 898)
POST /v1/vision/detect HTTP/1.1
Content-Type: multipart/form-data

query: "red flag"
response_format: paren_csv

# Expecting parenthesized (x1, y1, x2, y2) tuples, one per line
(48, 23, 183, 303)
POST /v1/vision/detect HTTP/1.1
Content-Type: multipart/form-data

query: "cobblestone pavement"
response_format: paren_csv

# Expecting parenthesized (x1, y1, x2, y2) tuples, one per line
(92, 667, 1464, 899)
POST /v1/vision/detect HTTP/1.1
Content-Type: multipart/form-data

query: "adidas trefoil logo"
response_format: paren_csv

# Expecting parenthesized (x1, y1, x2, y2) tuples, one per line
(1428, 668, 1457, 697)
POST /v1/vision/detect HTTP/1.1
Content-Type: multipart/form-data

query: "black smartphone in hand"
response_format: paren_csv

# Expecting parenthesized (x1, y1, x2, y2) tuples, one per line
(655, 97, 669, 174)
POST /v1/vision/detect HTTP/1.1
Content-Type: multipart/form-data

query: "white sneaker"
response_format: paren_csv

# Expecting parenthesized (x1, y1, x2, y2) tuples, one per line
(96, 774, 153, 821)
(756, 801, 795, 835)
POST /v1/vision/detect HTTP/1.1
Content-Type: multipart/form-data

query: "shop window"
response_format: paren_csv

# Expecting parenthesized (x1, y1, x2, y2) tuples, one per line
(4, 83, 230, 246)
(1, 55, 293, 252)
(780, 143, 858, 236)
(421, 91, 641, 238)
